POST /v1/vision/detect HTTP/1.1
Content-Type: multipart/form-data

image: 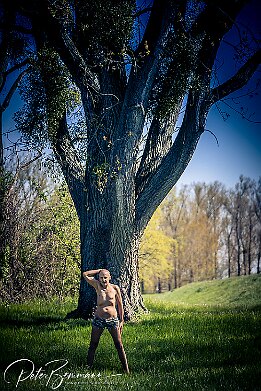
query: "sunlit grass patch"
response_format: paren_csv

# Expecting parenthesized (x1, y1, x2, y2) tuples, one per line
(145, 274, 261, 308)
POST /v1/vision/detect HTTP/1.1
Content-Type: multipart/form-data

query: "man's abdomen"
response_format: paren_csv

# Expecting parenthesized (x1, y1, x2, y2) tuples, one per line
(95, 305, 117, 319)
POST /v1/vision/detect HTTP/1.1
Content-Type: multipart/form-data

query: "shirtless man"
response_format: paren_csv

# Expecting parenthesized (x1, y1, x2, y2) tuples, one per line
(83, 268, 129, 373)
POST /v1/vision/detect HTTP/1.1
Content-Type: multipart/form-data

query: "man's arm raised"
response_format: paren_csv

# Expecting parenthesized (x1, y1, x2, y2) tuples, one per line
(82, 269, 101, 288)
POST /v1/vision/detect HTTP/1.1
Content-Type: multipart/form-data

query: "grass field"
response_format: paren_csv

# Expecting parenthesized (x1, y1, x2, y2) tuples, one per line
(0, 275, 261, 391)
(145, 274, 261, 307)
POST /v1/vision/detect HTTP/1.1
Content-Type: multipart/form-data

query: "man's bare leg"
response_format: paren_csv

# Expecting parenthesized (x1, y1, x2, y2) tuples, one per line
(87, 326, 104, 368)
(109, 327, 129, 373)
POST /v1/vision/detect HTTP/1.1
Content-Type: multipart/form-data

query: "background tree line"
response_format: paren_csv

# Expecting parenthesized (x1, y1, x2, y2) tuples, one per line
(1, 159, 260, 300)
(140, 176, 261, 292)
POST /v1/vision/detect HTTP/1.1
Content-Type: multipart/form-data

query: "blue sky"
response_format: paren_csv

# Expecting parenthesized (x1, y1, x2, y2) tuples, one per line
(178, 106, 261, 188)
(178, 0, 261, 188)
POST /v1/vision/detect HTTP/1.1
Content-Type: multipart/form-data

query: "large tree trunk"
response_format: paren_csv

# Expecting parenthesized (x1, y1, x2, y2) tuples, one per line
(67, 174, 146, 320)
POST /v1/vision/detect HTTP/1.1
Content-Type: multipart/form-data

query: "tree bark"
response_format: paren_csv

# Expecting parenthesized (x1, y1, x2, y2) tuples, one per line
(67, 173, 146, 320)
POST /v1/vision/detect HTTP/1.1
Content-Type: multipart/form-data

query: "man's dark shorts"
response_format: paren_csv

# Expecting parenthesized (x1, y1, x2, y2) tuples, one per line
(92, 316, 119, 330)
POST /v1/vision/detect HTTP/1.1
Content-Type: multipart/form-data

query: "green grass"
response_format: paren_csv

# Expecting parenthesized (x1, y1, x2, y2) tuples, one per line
(0, 275, 261, 391)
(145, 274, 261, 308)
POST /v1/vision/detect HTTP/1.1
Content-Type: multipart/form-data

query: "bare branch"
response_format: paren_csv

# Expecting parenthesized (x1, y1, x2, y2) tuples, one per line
(19, 151, 42, 171)
(204, 129, 219, 146)
(1, 68, 29, 112)
(133, 7, 152, 19)
(211, 49, 261, 104)
(218, 99, 261, 124)
(4, 59, 30, 77)
(0, 59, 30, 95)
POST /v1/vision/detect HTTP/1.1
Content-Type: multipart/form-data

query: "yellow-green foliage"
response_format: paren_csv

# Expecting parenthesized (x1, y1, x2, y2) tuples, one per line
(20, 183, 81, 299)
(46, 185, 81, 294)
(176, 212, 219, 282)
(139, 208, 175, 292)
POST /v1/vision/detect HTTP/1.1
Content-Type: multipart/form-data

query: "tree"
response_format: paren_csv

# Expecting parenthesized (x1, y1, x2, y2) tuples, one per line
(192, 182, 225, 278)
(233, 176, 258, 275)
(254, 178, 261, 274)
(0, 160, 49, 301)
(0, 0, 33, 277)
(221, 198, 235, 278)
(159, 180, 261, 284)
(2, 0, 261, 319)
(139, 207, 173, 292)
(0, 161, 81, 302)
(221, 176, 260, 277)
(160, 186, 189, 288)
(161, 184, 219, 285)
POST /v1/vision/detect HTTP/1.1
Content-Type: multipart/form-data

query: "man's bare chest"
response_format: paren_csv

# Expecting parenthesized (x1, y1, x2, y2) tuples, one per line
(97, 286, 116, 302)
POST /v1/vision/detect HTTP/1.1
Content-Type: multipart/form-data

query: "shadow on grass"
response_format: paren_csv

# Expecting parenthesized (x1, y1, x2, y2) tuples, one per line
(0, 315, 90, 330)
(0, 316, 63, 328)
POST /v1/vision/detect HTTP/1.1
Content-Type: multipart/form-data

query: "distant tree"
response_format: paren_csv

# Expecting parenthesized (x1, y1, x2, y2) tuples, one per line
(177, 188, 218, 283)
(161, 184, 219, 286)
(161, 186, 189, 288)
(237, 177, 259, 275)
(149, 178, 260, 284)
(222, 176, 260, 277)
(2, 0, 261, 318)
(192, 182, 225, 278)
(0, 0, 42, 278)
(0, 161, 48, 300)
(0, 2, 27, 276)
(254, 179, 261, 274)
(0, 161, 80, 302)
(220, 203, 235, 278)
(139, 208, 173, 292)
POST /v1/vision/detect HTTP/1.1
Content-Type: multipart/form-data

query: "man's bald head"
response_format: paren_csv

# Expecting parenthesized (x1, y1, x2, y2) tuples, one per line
(99, 269, 111, 278)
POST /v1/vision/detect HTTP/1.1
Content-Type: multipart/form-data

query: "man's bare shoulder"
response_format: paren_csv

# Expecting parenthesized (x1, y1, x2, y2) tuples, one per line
(111, 284, 121, 294)
(110, 283, 120, 289)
